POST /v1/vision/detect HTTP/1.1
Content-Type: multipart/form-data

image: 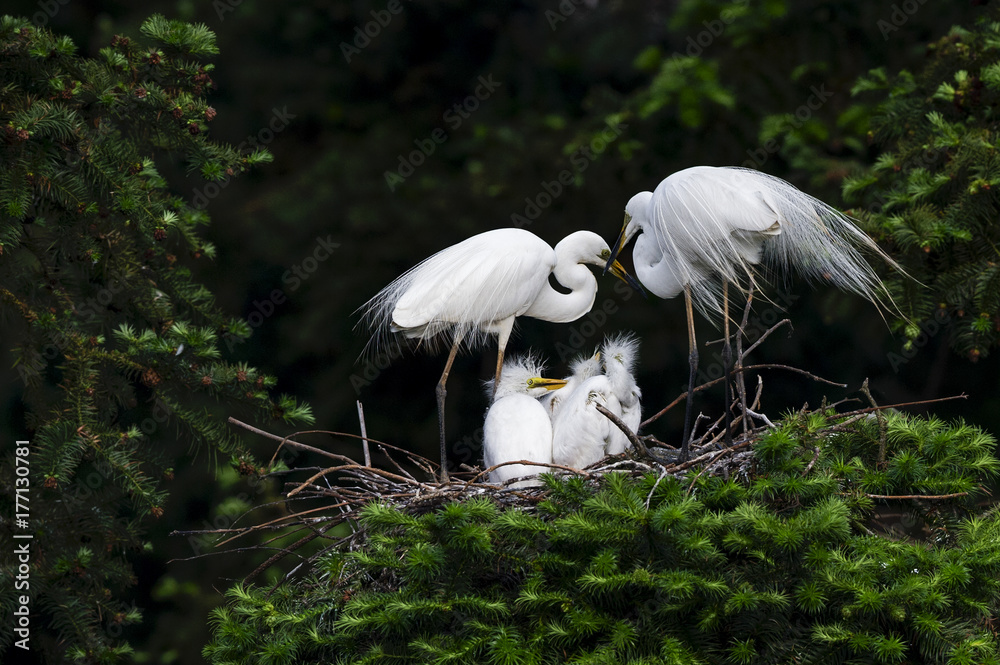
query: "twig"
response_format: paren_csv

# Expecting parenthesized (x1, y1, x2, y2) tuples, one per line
(594, 403, 648, 456)
(641, 363, 846, 427)
(840, 492, 969, 501)
(356, 401, 371, 467)
(802, 448, 820, 476)
(467, 460, 594, 486)
(741, 319, 792, 359)
(832, 394, 967, 420)
(859, 379, 887, 466)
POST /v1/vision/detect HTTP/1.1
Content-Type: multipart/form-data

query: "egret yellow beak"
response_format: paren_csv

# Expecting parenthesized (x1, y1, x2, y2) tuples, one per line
(603, 211, 631, 276)
(528, 377, 568, 391)
(606, 257, 646, 297)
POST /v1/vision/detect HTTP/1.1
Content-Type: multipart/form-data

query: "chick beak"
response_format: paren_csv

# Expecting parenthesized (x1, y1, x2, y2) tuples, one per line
(532, 378, 568, 391)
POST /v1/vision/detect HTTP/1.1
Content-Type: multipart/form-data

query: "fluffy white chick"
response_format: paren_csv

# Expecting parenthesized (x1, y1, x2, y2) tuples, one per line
(483, 355, 566, 487)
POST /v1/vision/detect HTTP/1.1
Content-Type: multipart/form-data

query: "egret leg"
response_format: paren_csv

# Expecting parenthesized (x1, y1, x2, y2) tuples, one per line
(492, 320, 514, 400)
(680, 285, 697, 463)
(722, 281, 733, 448)
(436, 330, 464, 483)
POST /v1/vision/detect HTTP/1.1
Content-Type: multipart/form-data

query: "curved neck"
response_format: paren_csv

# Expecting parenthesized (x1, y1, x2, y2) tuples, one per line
(523, 261, 597, 323)
(634, 232, 688, 300)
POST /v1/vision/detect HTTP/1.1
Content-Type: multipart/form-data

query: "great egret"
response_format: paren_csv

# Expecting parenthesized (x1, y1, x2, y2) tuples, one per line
(605, 166, 901, 461)
(538, 349, 602, 418)
(483, 355, 566, 487)
(359, 227, 642, 481)
(600, 334, 642, 455)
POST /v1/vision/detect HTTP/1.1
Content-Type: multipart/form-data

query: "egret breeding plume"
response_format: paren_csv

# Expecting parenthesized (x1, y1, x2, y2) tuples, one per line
(483, 355, 567, 487)
(538, 349, 602, 418)
(551, 335, 642, 469)
(359, 227, 643, 481)
(605, 166, 901, 461)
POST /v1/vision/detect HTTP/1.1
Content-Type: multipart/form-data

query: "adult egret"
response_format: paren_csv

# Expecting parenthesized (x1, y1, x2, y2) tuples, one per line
(359, 227, 643, 481)
(538, 349, 602, 418)
(605, 166, 901, 461)
(483, 355, 567, 487)
(601, 334, 642, 455)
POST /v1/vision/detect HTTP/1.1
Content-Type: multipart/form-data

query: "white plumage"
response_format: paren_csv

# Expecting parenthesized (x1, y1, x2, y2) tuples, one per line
(551, 372, 617, 470)
(358, 227, 641, 481)
(551, 335, 642, 468)
(617, 166, 899, 317)
(483, 355, 566, 487)
(538, 349, 603, 419)
(606, 166, 901, 460)
(600, 334, 642, 455)
(362, 228, 639, 357)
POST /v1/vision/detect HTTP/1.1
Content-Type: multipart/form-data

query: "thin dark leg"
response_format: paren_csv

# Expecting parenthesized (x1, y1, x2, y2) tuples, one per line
(681, 285, 697, 463)
(722, 281, 733, 448)
(436, 331, 464, 483)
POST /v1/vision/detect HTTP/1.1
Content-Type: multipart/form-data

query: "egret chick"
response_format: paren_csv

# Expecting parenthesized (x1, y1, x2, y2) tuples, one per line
(551, 374, 621, 470)
(359, 227, 642, 481)
(538, 349, 602, 419)
(605, 166, 902, 461)
(601, 334, 642, 455)
(483, 355, 567, 487)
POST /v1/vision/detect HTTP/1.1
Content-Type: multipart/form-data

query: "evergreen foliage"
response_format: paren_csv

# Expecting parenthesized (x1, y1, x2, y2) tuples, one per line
(843, 9, 1000, 360)
(204, 413, 1000, 664)
(0, 15, 312, 662)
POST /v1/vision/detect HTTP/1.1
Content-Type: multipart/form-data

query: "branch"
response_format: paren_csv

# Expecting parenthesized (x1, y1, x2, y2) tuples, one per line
(594, 403, 648, 457)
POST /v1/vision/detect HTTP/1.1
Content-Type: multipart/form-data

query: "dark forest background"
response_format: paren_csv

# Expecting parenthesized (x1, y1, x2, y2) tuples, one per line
(2, 1, 998, 662)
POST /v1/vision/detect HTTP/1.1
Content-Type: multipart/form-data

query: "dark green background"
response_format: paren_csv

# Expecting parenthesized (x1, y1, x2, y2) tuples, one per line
(2, 1, 996, 661)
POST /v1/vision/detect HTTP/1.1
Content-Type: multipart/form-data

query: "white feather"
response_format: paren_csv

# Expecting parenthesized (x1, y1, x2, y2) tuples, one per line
(625, 165, 903, 319)
(483, 355, 560, 487)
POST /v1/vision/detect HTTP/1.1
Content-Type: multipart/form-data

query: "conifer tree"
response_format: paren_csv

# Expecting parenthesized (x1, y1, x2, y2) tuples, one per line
(0, 15, 312, 662)
(203, 412, 1000, 664)
(843, 10, 1000, 361)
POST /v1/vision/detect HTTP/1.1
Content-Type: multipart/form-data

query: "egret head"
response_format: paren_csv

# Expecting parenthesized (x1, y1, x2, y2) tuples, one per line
(488, 354, 567, 400)
(568, 349, 602, 384)
(556, 231, 645, 294)
(604, 191, 653, 278)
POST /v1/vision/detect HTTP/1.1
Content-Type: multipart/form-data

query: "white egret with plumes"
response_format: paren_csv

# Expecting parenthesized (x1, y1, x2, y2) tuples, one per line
(359, 227, 643, 480)
(605, 166, 902, 461)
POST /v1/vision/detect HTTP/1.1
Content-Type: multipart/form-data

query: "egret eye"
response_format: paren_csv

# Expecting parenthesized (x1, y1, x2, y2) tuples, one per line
(600, 248, 611, 260)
